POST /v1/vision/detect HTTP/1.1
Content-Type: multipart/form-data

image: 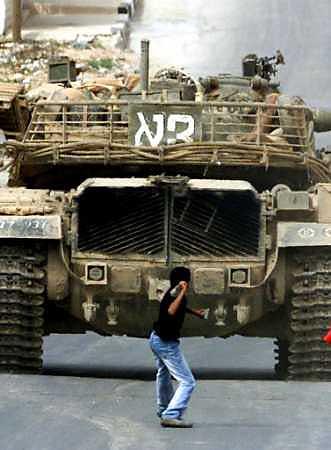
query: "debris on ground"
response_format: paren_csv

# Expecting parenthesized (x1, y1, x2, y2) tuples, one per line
(0, 32, 141, 145)
(0, 36, 138, 95)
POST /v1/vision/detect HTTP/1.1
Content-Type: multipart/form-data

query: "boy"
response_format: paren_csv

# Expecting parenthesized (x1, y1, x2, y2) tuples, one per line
(149, 267, 205, 428)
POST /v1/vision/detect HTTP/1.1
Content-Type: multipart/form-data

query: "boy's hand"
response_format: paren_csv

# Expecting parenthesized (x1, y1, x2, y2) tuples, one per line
(196, 309, 206, 318)
(179, 281, 189, 293)
(168, 281, 189, 316)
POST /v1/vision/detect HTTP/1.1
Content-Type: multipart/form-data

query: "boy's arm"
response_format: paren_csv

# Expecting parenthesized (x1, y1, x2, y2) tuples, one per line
(186, 307, 205, 319)
(167, 281, 188, 315)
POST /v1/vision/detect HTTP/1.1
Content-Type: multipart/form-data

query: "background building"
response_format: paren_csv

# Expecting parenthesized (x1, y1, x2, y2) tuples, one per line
(0, 0, 122, 35)
(0, 0, 13, 35)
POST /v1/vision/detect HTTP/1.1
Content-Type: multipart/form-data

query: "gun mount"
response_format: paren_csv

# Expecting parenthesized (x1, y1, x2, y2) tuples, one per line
(242, 51, 285, 81)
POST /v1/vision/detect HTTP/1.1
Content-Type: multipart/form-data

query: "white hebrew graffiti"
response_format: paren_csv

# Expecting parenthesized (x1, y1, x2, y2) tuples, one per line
(167, 114, 194, 144)
(134, 112, 164, 147)
(135, 112, 195, 147)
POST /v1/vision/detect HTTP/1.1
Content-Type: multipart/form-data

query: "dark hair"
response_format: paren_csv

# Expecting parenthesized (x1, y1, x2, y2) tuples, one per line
(169, 266, 191, 287)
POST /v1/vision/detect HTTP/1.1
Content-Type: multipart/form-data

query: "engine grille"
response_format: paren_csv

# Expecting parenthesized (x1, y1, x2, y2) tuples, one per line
(78, 188, 165, 256)
(172, 192, 261, 257)
(77, 187, 261, 259)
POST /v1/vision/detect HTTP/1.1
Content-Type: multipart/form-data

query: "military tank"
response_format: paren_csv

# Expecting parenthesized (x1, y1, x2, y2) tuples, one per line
(1, 40, 331, 379)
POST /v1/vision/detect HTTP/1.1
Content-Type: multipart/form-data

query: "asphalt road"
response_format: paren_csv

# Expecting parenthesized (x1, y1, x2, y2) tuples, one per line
(1, 334, 331, 450)
(42, 334, 275, 380)
(1, 372, 331, 450)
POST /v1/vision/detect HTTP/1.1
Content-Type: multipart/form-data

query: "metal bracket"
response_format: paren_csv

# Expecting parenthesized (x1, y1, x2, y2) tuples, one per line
(106, 300, 120, 326)
(82, 290, 99, 322)
(214, 303, 228, 327)
(149, 175, 190, 187)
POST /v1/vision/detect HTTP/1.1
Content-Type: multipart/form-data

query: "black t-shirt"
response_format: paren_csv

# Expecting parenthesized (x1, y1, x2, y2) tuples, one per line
(153, 289, 187, 341)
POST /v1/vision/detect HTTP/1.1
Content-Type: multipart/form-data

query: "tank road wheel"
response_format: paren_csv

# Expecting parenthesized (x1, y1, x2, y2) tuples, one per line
(0, 241, 46, 374)
(287, 248, 331, 380)
(274, 338, 289, 379)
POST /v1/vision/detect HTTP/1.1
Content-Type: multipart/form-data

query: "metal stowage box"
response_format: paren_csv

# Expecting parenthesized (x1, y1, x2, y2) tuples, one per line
(48, 58, 76, 84)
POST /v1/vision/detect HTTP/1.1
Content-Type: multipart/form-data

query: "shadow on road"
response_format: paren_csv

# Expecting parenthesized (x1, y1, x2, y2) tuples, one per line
(42, 365, 276, 381)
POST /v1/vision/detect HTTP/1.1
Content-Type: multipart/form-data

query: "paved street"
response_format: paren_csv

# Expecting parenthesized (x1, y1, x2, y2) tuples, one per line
(42, 334, 275, 380)
(1, 374, 331, 450)
(1, 334, 330, 450)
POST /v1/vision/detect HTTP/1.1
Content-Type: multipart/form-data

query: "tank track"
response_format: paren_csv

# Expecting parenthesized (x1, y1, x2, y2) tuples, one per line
(0, 242, 46, 374)
(288, 249, 331, 380)
(274, 338, 289, 379)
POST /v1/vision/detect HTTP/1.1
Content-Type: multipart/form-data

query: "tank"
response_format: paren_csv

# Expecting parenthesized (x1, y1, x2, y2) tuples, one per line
(1, 43, 331, 380)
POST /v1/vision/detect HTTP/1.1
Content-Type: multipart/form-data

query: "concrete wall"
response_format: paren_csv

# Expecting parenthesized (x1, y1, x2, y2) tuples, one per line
(0, 0, 134, 35)
(0, 0, 13, 35)
(0, 0, 33, 35)
(32, 0, 121, 15)
(34, 0, 117, 5)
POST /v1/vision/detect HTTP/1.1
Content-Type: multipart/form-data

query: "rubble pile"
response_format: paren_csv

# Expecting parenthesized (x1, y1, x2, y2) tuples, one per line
(0, 36, 138, 94)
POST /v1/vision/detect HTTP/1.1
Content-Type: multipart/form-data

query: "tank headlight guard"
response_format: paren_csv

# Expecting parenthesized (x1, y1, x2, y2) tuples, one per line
(85, 263, 108, 285)
(229, 268, 250, 287)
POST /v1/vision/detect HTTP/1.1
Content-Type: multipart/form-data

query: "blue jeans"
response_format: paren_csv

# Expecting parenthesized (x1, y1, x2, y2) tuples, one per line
(149, 331, 196, 419)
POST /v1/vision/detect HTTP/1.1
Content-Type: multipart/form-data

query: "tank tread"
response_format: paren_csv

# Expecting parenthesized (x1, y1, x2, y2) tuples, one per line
(291, 309, 331, 321)
(0, 245, 45, 262)
(0, 305, 44, 317)
(0, 242, 46, 374)
(293, 269, 331, 277)
(274, 338, 289, 379)
(0, 346, 42, 359)
(0, 262, 45, 279)
(0, 283, 45, 295)
(289, 250, 331, 380)
(0, 357, 42, 369)
(292, 297, 331, 308)
(291, 320, 331, 332)
(0, 336, 42, 348)
(290, 354, 331, 363)
(0, 316, 44, 327)
(292, 287, 331, 296)
(289, 331, 328, 343)
(0, 326, 43, 338)
(0, 293, 44, 306)
(287, 364, 331, 378)
(290, 342, 331, 353)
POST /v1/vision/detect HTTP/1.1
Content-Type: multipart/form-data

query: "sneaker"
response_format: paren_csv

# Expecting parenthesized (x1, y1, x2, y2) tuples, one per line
(160, 418, 193, 428)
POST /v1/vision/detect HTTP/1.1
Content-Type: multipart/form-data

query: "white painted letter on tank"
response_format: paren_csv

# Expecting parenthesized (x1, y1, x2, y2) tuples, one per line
(167, 114, 195, 144)
(135, 112, 164, 147)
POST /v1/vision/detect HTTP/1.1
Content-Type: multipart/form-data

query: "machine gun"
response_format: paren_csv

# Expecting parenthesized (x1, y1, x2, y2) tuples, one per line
(242, 50, 285, 81)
